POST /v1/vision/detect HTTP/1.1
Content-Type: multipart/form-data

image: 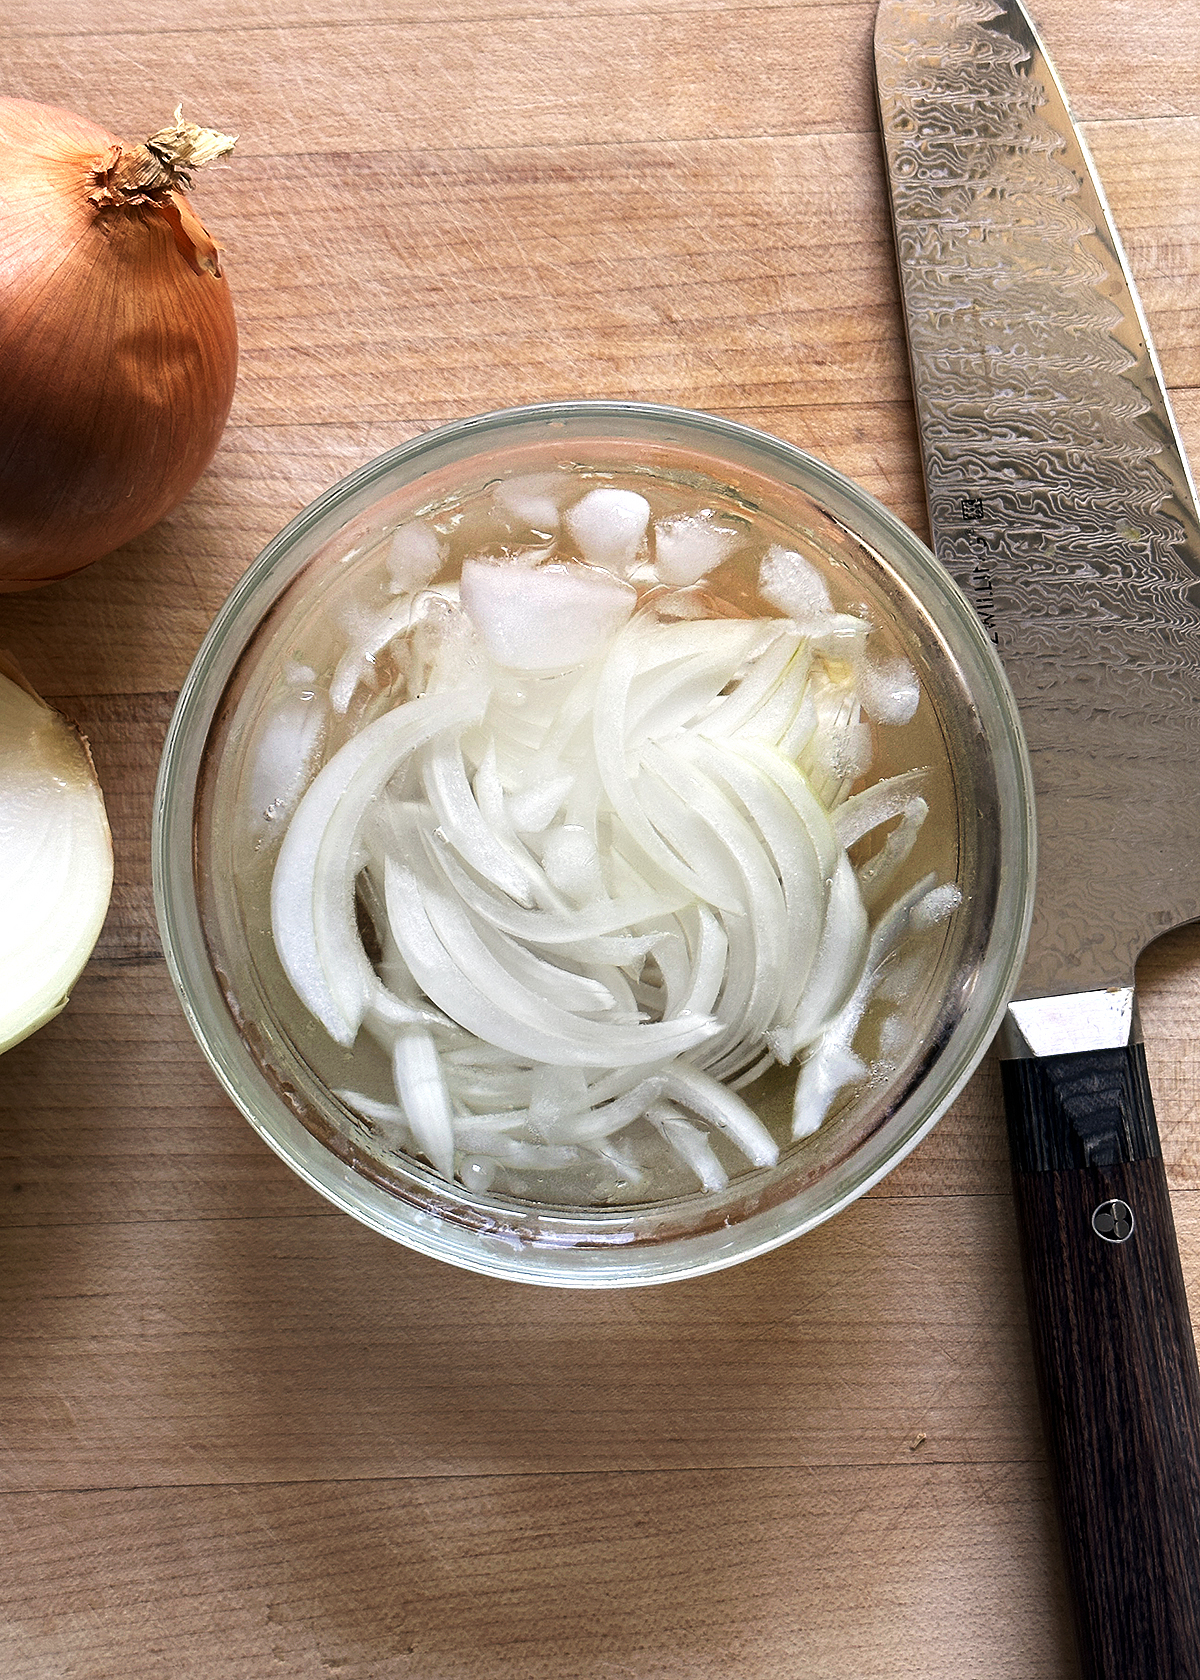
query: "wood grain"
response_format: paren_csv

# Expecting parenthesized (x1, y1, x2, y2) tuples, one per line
(0, 1466, 1077, 1680)
(1, 0, 1198, 1674)
(1011, 1156, 1200, 1680)
(0, 1192, 1047, 1485)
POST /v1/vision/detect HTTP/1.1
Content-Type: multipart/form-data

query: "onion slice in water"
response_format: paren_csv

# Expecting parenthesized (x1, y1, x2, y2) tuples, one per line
(268, 499, 960, 1201)
(272, 685, 486, 1044)
(0, 660, 113, 1054)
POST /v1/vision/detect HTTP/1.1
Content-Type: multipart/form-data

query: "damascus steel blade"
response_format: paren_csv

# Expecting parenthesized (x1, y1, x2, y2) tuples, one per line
(875, 0, 1200, 1000)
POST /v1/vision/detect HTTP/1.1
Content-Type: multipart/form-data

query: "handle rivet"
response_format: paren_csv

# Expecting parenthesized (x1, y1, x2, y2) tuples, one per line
(1092, 1199, 1135, 1243)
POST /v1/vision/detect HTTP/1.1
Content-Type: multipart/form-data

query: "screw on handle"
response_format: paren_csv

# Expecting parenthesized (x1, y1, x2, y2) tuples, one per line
(1003, 1045, 1200, 1680)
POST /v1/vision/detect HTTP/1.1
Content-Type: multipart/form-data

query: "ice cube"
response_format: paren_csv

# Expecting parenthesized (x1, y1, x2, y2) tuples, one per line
(388, 521, 443, 595)
(460, 558, 636, 670)
(878, 1013, 913, 1061)
(409, 592, 483, 693)
(857, 652, 920, 725)
(248, 689, 329, 825)
(759, 545, 834, 629)
(495, 473, 566, 533)
(653, 509, 743, 587)
(564, 487, 651, 574)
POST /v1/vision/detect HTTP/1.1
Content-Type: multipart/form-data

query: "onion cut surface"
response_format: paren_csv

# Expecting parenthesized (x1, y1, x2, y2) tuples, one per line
(0, 662, 113, 1054)
(266, 479, 961, 1202)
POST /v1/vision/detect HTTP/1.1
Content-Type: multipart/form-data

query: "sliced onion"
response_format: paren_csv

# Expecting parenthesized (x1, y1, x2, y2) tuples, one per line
(544, 1077, 668, 1144)
(422, 731, 547, 907)
(792, 1043, 869, 1139)
(390, 1026, 456, 1178)
(688, 743, 825, 1026)
(624, 618, 779, 742)
(833, 769, 928, 849)
(271, 685, 485, 1045)
(799, 681, 872, 807)
(640, 744, 789, 1043)
(673, 906, 728, 1021)
(659, 1063, 779, 1167)
(470, 1138, 583, 1170)
(650, 1102, 730, 1190)
(769, 852, 869, 1063)
(470, 917, 625, 1018)
(385, 858, 720, 1067)
(592, 618, 748, 910)
(421, 823, 685, 945)
(334, 1090, 412, 1135)
(725, 737, 840, 882)
(266, 505, 958, 1201)
(791, 872, 960, 1137)
(628, 769, 747, 912)
(696, 625, 803, 740)
(857, 798, 930, 911)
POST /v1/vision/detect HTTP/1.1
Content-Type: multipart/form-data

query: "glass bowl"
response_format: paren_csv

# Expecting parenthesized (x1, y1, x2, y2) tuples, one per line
(153, 400, 1034, 1286)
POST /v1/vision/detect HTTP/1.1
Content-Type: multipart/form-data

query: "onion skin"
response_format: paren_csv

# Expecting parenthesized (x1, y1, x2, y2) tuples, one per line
(0, 98, 239, 590)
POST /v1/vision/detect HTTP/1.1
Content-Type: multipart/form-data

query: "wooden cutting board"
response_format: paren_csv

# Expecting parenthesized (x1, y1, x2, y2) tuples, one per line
(2, 2, 1199, 1674)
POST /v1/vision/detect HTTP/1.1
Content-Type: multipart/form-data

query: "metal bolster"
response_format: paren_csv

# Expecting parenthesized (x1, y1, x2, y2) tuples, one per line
(1001, 987, 1141, 1060)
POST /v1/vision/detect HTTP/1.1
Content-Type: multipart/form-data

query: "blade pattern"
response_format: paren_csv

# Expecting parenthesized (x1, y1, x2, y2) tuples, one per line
(876, 0, 1200, 994)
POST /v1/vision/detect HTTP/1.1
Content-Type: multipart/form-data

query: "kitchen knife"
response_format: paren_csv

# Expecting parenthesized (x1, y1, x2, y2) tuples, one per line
(874, 2, 1200, 1673)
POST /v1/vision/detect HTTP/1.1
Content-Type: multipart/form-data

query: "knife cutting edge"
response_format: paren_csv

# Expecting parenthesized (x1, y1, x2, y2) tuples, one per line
(874, 2, 1200, 1674)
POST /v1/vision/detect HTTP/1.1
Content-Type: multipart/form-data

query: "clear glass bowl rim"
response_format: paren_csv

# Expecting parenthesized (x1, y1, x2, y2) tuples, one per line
(152, 399, 1036, 1288)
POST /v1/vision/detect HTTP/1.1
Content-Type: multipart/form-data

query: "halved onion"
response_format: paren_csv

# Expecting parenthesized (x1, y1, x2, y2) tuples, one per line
(0, 659, 113, 1054)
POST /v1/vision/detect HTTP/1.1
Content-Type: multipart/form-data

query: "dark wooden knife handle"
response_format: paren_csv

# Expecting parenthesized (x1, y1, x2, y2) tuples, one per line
(1003, 1045, 1200, 1679)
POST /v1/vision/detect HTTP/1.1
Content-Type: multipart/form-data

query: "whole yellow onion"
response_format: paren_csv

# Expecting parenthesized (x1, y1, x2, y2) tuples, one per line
(0, 98, 239, 590)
